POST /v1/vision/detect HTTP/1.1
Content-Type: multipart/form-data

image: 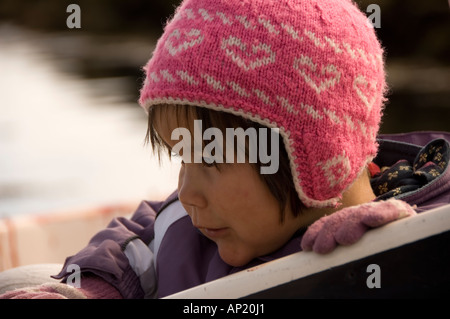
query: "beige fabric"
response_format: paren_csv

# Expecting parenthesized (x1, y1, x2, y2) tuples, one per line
(0, 263, 62, 294)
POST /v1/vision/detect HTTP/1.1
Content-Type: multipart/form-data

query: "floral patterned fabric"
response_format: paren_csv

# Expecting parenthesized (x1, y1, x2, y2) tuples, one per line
(371, 139, 449, 200)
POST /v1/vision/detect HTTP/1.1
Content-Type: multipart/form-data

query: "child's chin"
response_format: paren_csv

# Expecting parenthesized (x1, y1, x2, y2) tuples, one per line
(218, 246, 254, 267)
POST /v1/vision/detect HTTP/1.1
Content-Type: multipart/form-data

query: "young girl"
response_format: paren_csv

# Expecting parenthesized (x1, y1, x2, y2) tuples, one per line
(2, 0, 449, 299)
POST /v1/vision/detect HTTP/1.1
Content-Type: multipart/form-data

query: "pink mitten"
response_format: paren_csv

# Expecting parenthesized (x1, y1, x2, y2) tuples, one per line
(0, 282, 88, 299)
(0, 275, 122, 299)
(301, 198, 416, 254)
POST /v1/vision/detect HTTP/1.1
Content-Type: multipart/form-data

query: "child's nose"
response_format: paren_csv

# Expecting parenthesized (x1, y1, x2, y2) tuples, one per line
(177, 164, 207, 209)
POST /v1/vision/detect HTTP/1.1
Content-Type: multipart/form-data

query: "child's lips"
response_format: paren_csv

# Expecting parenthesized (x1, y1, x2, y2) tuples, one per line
(198, 226, 229, 238)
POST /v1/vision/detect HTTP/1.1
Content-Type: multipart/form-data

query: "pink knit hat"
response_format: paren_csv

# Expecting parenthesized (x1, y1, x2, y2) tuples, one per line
(139, 0, 386, 208)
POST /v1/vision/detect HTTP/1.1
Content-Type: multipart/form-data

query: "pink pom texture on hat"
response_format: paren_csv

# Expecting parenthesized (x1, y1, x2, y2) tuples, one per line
(139, 0, 386, 208)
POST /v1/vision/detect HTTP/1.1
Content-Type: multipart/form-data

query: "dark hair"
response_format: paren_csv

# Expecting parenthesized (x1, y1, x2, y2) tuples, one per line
(145, 104, 304, 223)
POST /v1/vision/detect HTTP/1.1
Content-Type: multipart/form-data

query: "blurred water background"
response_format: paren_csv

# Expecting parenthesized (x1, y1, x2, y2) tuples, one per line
(0, 0, 449, 217)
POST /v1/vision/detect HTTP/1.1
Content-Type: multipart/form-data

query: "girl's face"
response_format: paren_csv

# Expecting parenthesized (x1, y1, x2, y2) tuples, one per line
(154, 107, 305, 267)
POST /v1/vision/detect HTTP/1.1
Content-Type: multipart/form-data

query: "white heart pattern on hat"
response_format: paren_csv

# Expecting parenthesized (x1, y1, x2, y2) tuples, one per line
(317, 152, 351, 188)
(293, 55, 341, 95)
(221, 35, 276, 72)
(353, 75, 377, 114)
(165, 29, 205, 56)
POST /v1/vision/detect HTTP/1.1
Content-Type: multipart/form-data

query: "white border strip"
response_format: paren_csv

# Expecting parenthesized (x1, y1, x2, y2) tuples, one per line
(153, 200, 187, 266)
(164, 204, 450, 299)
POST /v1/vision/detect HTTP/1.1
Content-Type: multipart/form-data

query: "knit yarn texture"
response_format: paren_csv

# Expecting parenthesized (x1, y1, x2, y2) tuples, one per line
(139, 0, 386, 208)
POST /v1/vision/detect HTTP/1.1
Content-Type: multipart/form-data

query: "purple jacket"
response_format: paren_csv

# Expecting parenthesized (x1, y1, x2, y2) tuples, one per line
(53, 131, 450, 298)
